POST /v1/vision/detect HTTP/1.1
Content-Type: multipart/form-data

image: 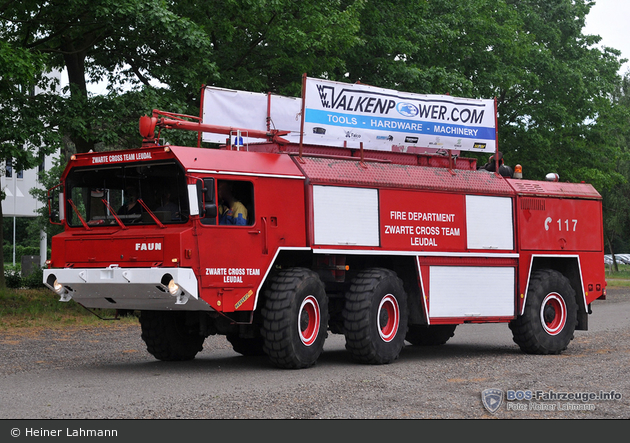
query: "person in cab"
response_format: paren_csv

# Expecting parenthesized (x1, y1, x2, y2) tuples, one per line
(218, 181, 248, 225)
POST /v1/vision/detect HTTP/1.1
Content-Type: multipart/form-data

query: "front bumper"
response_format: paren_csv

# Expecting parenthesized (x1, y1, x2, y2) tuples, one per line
(43, 266, 212, 311)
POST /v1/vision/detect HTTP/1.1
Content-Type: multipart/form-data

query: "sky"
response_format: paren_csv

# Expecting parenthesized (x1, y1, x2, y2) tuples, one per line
(583, 0, 630, 74)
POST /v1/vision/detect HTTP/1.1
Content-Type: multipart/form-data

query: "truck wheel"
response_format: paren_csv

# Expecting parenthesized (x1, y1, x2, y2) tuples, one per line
(343, 268, 408, 364)
(139, 311, 204, 361)
(260, 268, 329, 369)
(226, 334, 265, 356)
(509, 269, 578, 355)
(406, 324, 457, 346)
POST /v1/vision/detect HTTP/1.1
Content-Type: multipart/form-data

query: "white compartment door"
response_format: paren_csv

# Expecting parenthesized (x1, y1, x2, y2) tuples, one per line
(312, 185, 380, 246)
(466, 195, 514, 250)
(428, 266, 515, 318)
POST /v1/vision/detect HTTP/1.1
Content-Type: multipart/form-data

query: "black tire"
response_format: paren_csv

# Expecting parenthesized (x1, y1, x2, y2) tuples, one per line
(260, 268, 329, 369)
(226, 334, 265, 356)
(509, 269, 578, 355)
(406, 324, 457, 346)
(343, 268, 408, 364)
(139, 311, 205, 361)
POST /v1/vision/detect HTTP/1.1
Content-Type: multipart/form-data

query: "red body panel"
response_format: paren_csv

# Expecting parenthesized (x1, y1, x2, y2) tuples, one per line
(517, 197, 603, 252)
(50, 226, 198, 269)
(196, 175, 307, 312)
(380, 190, 467, 252)
(175, 148, 307, 312)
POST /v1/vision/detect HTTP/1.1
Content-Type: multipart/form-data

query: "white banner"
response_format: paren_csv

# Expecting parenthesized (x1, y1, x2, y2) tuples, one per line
(201, 86, 302, 144)
(303, 77, 496, 153)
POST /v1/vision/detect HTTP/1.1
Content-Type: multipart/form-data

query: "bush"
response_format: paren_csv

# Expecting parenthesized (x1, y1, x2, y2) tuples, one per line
(2, 245, 41, 264)
(23, 267, 44, 289)
(3, 264, 44, 289)
(4, 268, 22, 288)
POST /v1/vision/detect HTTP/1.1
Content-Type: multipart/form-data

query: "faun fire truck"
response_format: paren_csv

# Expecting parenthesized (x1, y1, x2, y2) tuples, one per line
(43, 81, 606, 369)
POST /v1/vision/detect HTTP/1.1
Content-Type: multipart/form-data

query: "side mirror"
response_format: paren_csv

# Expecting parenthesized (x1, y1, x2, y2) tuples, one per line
(48, 183, 64, 225)
(204, 203, 217, 218)
(203, 178, 214, 202)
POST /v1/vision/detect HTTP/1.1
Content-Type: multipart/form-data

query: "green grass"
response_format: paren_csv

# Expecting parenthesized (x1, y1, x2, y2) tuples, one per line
(606, 269, 630, 279)
(605, 264, 630, 287)
(0, 287, 137, 330)
(605, 278, 630, 288)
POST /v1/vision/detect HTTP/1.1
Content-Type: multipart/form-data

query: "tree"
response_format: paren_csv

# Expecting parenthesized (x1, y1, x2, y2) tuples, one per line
(174, 0, 364, 96)
(2, 0, 217, 154)
(343, 0, 526, 95)
(2, 0, 366, 152)
(495, 0, 623, 185)
(341, 0, 624, 184)
(599, 73, 630, 266)
(0, 40, 61, 288)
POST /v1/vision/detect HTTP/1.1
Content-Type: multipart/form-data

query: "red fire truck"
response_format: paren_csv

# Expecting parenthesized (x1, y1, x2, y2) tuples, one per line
(43, 90, 606, 369)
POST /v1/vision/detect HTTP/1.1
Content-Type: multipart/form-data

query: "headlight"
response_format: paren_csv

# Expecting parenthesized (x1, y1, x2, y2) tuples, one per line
(53, 279, 65, 295)
(167, 279, 180, 295)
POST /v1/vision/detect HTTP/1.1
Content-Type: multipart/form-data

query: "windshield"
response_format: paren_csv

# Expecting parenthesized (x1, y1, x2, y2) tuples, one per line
(65, 161, 190, 227)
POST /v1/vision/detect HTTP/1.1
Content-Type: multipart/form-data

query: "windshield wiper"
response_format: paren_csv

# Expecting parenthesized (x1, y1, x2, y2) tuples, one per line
(68, 199, 91, 230)
(137, 198, 165, 228)
(100, 198, 128, 229)
(99, 198, 165, 229)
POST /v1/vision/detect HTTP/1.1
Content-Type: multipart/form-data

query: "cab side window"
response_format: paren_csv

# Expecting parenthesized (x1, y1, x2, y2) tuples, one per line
(217, 180, 254, 226)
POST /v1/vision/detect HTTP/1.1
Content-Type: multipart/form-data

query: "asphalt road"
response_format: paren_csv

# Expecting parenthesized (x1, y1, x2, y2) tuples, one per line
(0, 288, 628, 420)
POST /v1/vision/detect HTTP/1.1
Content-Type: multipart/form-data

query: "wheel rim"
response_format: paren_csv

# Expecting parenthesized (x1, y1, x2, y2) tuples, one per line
(378, 294, 400, 342)
(540, 292, 567, 336)
(298, 295, 320, 346)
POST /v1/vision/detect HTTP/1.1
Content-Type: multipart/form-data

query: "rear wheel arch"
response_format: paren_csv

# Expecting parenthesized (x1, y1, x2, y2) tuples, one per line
(330, 255, 424, 326)
(526, 257, 586, 330)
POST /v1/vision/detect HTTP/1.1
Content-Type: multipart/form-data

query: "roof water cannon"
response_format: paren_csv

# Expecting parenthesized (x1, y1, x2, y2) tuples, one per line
(139, 116, 158, 147)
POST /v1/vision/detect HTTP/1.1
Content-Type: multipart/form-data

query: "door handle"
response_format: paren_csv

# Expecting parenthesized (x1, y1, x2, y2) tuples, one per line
(261, 217, 268, 255)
